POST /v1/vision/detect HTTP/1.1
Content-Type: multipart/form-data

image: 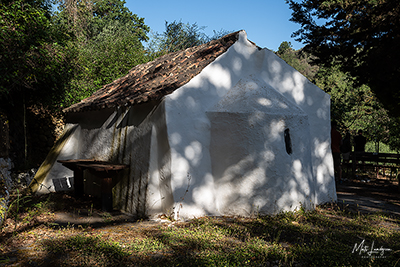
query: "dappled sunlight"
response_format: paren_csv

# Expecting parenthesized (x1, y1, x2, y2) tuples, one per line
(184, 141, 203, 167)
(232, 31, 257, 60)
(264, 57, 307, 107)
(3, 198, 399, 267)
(306, 95, 314, 106)
(213, 154, 267, 214)
(248, 111, 265, 127)
(291, 160, 314, 202)
(257, 97, 272, 106)
(270, 60, 282, 76)
(170, 132, 182, 146)
(313, 138, 337, 202)
(266, 119, 285, 141)
(316, 106, 329, 120)
(314, 138, 330, 159)
(238, 169, 267, 197)
(183, 96, 199, 110)
(192, 173, 216, 214)
(232, 57, 243, 72)
(202, 64, 232, 91)
(278, 73, 306, 104)
(256, 49, 335, 206)
(278, 102, 289, 109)
(260, 150, 275, 162)
(313, 138, 333, 180)
(277, 190, 301, 212)
(291, 72, 306, 103)
(218, 155, 257, 184)
(292, 160, 303, 180)
(170, 150, 191, 189)
(203, 74, 318, 216)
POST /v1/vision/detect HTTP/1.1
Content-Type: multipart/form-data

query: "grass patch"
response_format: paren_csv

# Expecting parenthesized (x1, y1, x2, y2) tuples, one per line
(0, 193, 400, 266)
(42, 234, 130, 266)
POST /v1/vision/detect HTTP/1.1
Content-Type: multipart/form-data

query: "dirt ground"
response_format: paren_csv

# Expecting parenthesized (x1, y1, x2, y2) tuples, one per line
(336, 174, 400, 215)
(28, 174, 400, 227)
(48, 175, 400, 225)
(9, 173, 400, 228)
(1, 174, 400, 266)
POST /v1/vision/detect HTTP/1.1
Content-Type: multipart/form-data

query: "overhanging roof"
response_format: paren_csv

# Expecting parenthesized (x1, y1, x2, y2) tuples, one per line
(64, 31, 241, 113)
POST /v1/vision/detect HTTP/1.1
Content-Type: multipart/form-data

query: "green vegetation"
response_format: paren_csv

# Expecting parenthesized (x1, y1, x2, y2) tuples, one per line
(52, 0, 151, 107)
(276, 42, 399, 152)
(285, 0, 400, 151)
(147, 20, 232, 58)
(0, 0, 230, 111)
(287, 0, 400, 119)
(0, 0, 71, 105)
(0, 0, 232, 169)
(0, 192, 399, 266)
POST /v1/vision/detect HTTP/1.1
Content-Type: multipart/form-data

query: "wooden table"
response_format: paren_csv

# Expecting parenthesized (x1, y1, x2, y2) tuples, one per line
(57, 159, 129, 211)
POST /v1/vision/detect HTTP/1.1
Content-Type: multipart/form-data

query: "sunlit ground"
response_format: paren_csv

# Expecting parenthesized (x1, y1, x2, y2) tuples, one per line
(1, 188, 399, 267)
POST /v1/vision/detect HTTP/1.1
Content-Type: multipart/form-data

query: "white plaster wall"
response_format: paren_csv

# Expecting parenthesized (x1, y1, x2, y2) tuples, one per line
(207, 77, 315, 215)
(164, 30, 334, 219)
(256, 45, 335, 204)
(209, 112, 313, 215)
(147, 102, 174, 216)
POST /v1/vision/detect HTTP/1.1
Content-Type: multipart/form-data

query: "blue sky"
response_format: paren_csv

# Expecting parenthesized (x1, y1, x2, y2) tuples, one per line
(125, 0, 304, 52)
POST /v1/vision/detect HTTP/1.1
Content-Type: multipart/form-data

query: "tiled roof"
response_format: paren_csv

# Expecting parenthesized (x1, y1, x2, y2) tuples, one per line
(63, 31, 241, 113)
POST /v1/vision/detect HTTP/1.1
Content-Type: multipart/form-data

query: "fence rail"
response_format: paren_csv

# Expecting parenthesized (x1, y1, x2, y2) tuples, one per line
(342, 152, 400, 179)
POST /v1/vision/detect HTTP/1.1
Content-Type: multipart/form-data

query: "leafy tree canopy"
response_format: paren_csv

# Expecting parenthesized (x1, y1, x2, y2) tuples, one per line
(147, 20, 232, 57)
(277, 41, 398, 151)
(287, 0, 400, 117)
(147, 20, 208, 56)
(276, 44, 318, 81)
(277, 41, 293, 55)
(0, 0, 71, 105)
(63, 19, 149, 106)
(53, 0, 150, 106)
(91, 0, 149, 41)
(55, 0, 149, 41)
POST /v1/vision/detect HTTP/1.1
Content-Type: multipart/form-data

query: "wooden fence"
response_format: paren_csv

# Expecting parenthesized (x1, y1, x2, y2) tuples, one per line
(342, 152, 400, 179)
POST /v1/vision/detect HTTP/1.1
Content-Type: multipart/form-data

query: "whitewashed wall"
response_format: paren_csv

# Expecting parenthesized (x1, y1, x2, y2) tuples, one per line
(164, 30, 335, 219)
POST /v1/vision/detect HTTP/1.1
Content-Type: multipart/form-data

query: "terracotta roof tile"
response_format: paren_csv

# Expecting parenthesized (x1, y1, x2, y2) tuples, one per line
(64, 31, 241, 113)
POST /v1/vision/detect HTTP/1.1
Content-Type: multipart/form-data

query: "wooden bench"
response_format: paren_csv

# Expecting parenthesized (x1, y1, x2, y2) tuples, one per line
(342, 152, 400, 179)
(58, 159, 129, 211)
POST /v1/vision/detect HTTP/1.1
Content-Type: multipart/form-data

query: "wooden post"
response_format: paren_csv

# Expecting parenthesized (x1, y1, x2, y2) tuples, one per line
(74, 169, 84, 197)
(100, 175, 113, 212)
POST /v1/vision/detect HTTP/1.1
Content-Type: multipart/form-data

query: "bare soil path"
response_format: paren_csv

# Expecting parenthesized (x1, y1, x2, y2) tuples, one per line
(336, 176, 400, 216)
